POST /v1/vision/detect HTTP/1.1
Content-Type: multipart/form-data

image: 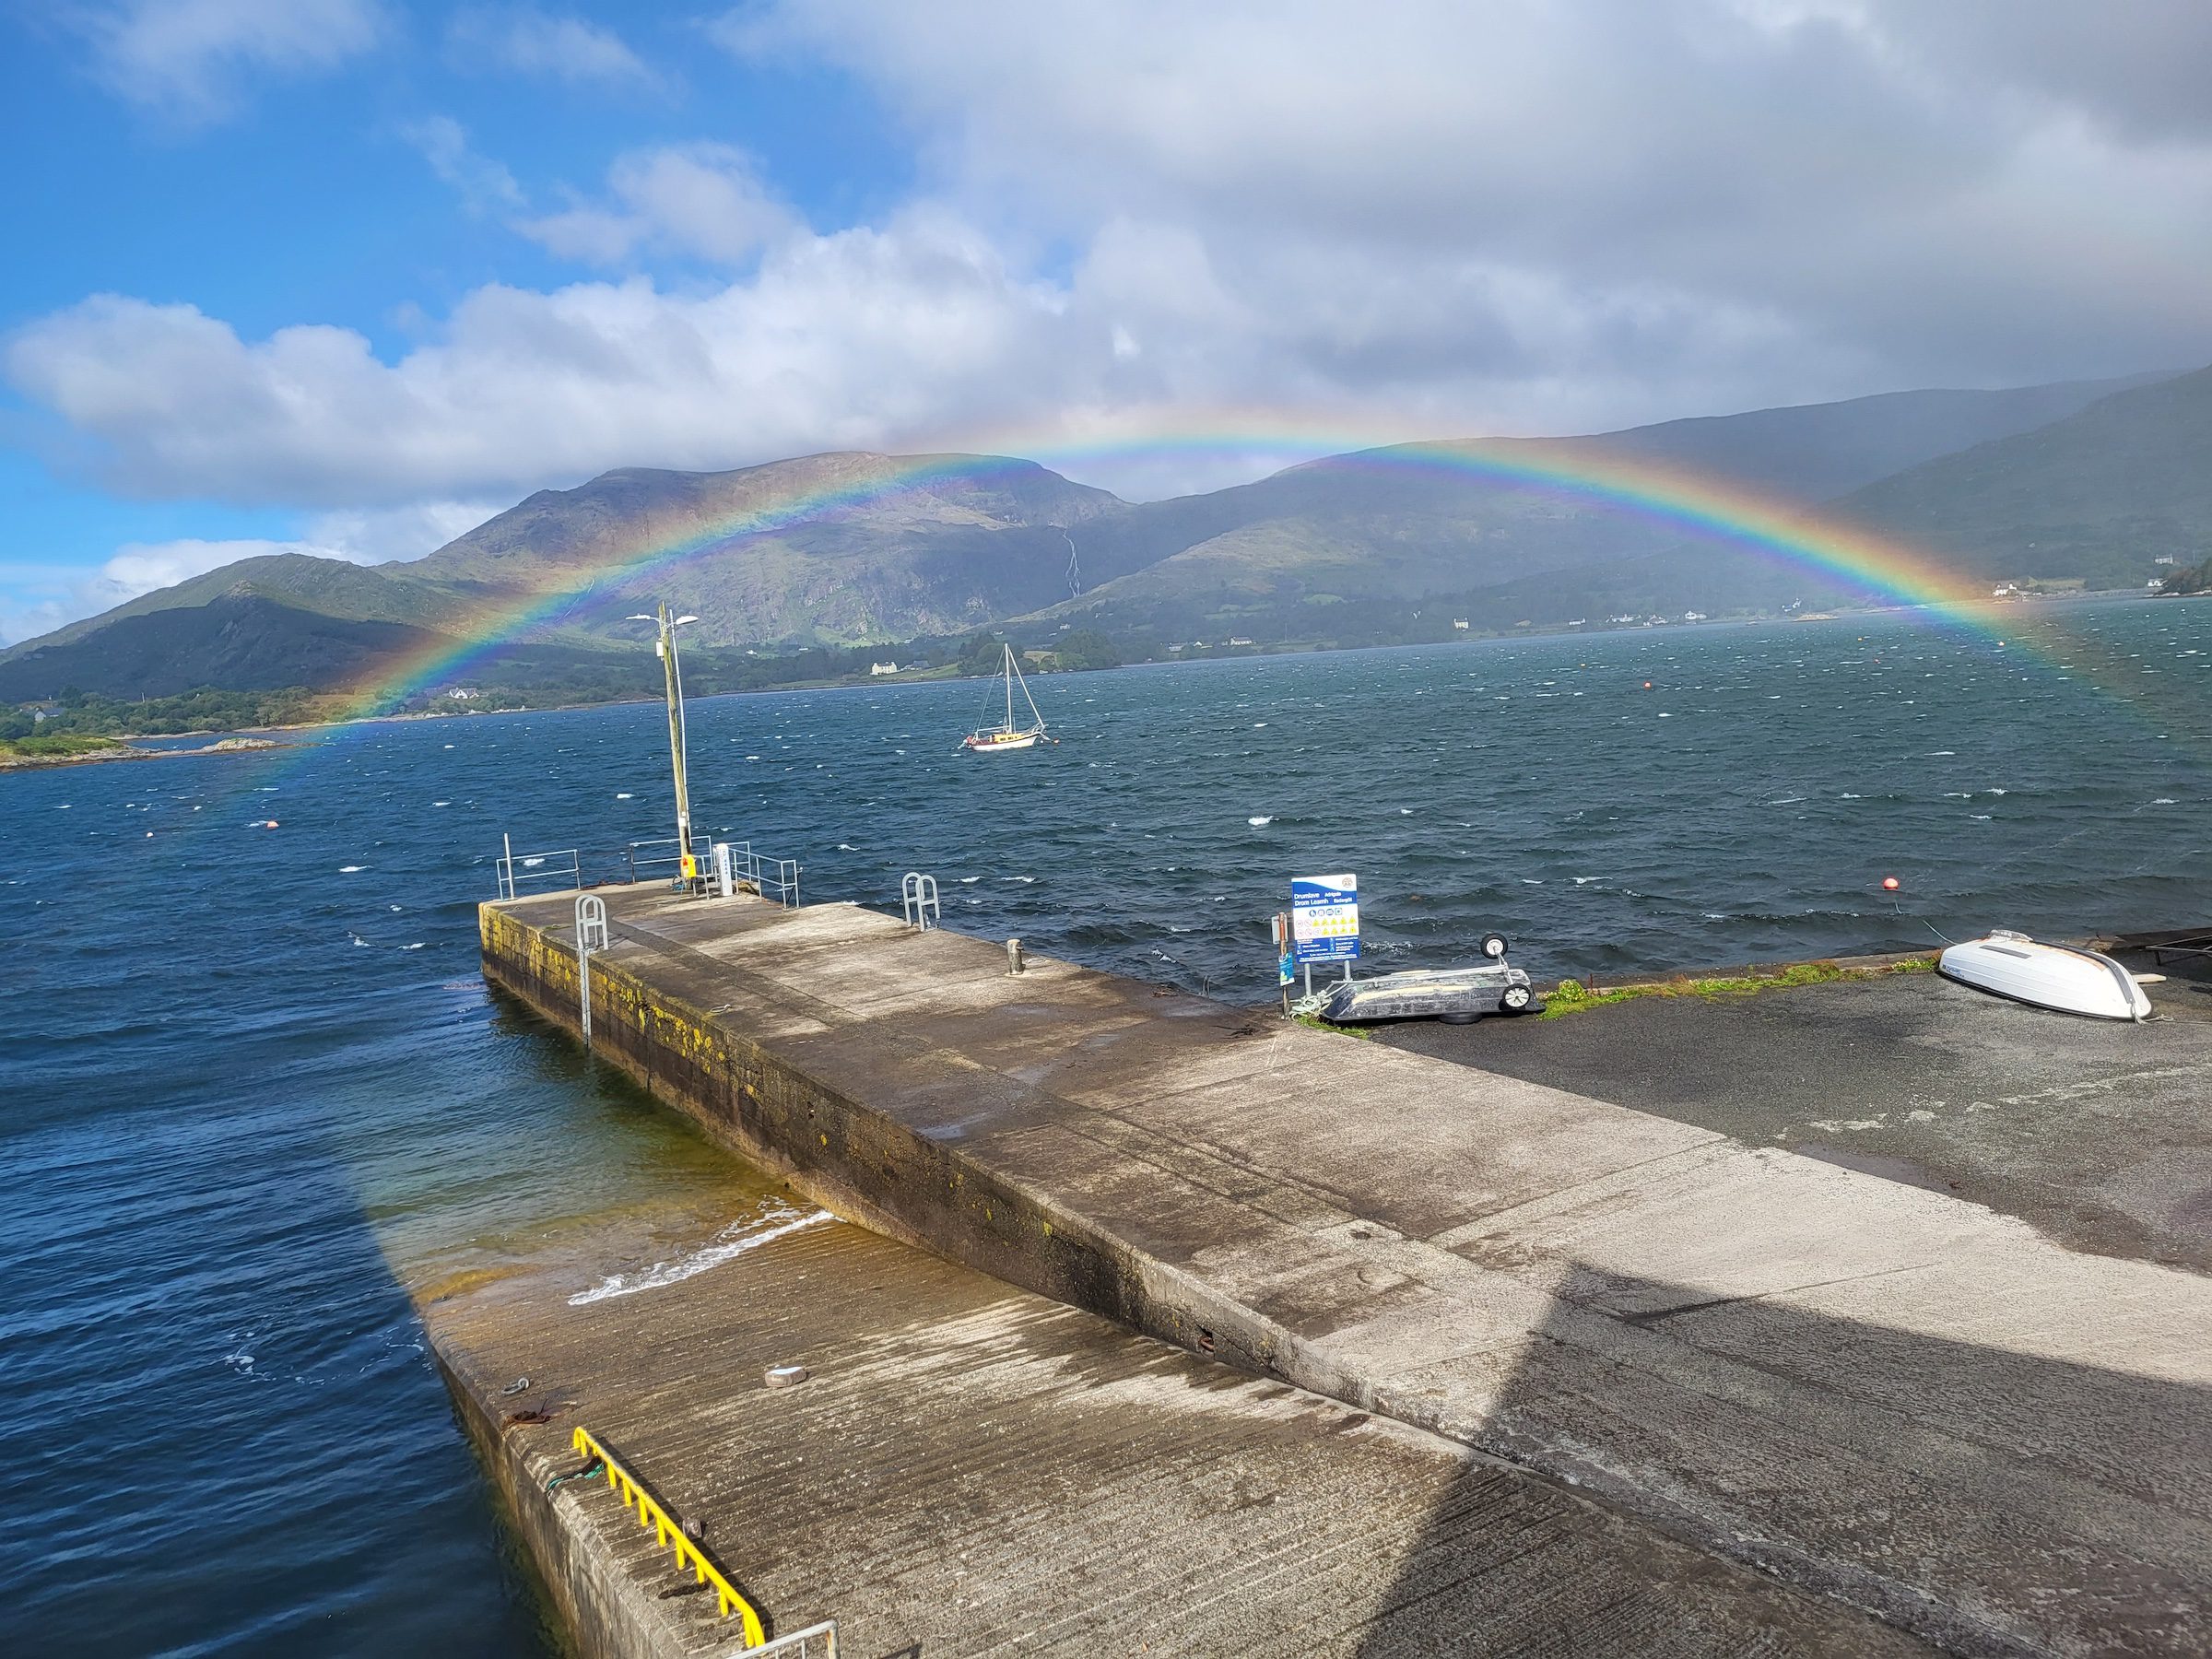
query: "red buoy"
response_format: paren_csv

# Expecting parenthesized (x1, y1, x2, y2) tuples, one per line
(1881, 876, 1900, 891)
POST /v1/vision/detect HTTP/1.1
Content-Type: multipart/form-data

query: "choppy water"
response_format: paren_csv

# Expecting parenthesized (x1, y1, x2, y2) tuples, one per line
(3, 600, 2205, 1654)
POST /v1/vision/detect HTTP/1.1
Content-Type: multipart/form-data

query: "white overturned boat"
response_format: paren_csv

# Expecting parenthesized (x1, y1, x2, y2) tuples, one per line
(1938, 931, 2151, 1022)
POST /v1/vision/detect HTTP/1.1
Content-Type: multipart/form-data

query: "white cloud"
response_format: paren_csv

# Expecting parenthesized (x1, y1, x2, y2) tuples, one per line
(518, 144, 795, 266)
(726, 0, 2212, 387)
(400, 115, 524, 213)
(0, 502, 496, 645)
(446, 6, 656, 89)
(11, 0, 2212, 560)
(81, 0, 384, 124)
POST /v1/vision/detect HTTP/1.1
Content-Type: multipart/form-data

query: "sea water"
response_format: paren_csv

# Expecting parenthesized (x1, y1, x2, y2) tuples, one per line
(2, 601, 2204, 1654)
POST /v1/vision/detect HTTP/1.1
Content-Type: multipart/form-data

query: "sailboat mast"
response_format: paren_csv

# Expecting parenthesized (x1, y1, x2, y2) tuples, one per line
(1005, 644, 1015, 732)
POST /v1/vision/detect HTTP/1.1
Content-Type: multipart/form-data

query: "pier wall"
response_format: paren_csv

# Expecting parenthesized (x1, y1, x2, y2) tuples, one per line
(435, 1341, 698, 1659)
(478, 899, 1274, 1376)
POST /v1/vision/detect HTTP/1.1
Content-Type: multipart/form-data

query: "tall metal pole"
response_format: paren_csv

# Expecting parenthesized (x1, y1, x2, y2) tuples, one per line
(656, 602, 695, 884)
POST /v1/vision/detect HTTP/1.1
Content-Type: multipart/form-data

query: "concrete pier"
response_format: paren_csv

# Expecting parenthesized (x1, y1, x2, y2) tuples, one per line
(425, 1197, 1924, 1655)
(468, 884, 2212, 1655)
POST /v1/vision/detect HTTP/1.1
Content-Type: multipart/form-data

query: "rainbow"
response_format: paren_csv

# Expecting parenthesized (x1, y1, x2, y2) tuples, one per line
(326, 425, 2014, 722)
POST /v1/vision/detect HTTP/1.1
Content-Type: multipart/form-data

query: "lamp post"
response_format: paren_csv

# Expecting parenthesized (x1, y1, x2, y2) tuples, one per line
(628, 605, 700, 886)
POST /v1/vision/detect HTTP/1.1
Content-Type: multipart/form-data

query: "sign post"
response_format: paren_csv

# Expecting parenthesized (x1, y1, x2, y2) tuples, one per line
(1289, 874, 1359, 1002)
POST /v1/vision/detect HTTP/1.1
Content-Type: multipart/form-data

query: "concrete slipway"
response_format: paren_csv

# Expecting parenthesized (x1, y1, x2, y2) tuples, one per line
(438, 884, 2212, 1656)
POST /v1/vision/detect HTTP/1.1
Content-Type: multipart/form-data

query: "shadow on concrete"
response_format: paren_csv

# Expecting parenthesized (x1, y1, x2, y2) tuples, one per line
(1353, 1262, 2210, 1658)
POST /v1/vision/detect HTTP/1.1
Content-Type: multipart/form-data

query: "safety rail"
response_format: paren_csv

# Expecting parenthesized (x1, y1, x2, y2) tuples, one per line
(752, 1621, 839, 1657)
(626, 837, 695, 886)
(497, 841, 582, 900)
(757, 855, 802, 909)
(900, 871, 940, 930)
(563, 1427, 767, 1645)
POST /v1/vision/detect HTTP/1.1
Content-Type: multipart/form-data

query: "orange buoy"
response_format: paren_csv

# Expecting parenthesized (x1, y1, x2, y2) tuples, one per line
(1881, 876, 1900, 891)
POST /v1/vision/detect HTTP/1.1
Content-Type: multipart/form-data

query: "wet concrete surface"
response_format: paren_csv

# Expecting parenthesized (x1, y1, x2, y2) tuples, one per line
(1376, 952, 2212, 1272)
(424, 1205, 1930, 1657)
(479, 888, 2212, 1656)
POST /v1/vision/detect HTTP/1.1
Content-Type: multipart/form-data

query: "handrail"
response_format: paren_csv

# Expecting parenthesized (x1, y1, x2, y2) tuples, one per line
(566, 1426, 767, 1645)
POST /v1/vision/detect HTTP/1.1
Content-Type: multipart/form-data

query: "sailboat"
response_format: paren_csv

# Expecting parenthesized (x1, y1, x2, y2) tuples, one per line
(962, 644, 1054, 753)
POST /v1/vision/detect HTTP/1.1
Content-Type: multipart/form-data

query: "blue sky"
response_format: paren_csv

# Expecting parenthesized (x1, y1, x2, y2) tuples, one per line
(4, 1, 2208, 643)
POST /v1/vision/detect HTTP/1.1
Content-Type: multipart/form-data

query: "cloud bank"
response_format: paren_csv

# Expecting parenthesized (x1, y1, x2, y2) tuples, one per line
(11, 0, 2211, 618)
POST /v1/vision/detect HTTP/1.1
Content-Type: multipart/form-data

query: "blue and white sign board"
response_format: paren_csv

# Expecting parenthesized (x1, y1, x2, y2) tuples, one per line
(1291, 873, 1360, 963)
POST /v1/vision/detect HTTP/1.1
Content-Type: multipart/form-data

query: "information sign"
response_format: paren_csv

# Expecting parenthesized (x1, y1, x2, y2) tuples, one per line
(1290, 873, 1359, 963)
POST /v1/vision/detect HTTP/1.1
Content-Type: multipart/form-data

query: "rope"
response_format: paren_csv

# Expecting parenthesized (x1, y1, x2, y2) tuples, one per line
(546, 1455, 605, 1495)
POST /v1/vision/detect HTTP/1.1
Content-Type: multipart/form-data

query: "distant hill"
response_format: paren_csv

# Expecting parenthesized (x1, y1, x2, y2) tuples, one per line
(0, 368, 2189, 706)
(1830, 365, 2212, 585)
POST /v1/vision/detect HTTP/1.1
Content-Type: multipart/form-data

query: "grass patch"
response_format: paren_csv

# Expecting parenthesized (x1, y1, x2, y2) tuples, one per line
(0, 733, 139, 760)
(1539, 955, 1936, 1018)
(1291, 1011, 1371, 1039)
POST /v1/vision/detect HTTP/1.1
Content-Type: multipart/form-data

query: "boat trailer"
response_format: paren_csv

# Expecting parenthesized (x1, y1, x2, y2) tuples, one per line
(1309, 933, 1542, 1026)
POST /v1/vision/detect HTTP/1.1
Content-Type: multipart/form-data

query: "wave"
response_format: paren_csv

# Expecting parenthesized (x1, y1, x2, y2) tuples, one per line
(567, 1205, 833, 1305)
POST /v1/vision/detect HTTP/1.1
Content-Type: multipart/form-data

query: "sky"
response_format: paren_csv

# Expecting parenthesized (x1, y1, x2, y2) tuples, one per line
(3, 0, 2210, 644)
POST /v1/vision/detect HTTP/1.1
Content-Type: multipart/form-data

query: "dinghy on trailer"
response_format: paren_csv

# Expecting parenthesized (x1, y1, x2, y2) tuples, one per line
(1938, 930, 2151, 1022)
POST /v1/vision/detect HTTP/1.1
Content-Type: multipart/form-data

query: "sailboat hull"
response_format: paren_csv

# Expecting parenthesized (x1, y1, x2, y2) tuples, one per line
(963, 731, 1041, 753)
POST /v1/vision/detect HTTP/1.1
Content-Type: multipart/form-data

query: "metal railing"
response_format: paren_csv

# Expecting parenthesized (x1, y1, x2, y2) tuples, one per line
(756, 856, 802, 909)
(563, 1427, 767, 1644)
(900, 871, 940, 930)
(626, 837, 693, 886)
(752, 1622, 839, 1658)
(496, 840, 582, 900)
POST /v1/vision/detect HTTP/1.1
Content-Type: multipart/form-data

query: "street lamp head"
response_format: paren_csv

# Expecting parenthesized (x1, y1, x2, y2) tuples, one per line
(624, 613, 654, 622)
(673, 615, 699, 626)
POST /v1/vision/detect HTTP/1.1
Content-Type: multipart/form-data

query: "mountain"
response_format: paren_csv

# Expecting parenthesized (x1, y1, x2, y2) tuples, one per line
(0, 368, 2189, 706)
(1025, 371, 2175, 634)
(1829, 365, 2212, 584)
(407, 452, 1128, 646)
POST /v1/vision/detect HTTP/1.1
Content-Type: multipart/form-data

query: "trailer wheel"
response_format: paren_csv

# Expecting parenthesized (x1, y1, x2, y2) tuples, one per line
(1440, 1011, 1480, 1025)
(1480, 933, 1510, 959)
(1500, 983, 1534, 1014)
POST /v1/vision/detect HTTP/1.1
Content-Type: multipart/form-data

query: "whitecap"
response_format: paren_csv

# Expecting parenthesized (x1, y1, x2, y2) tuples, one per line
(337, 865, 367, 873)
(1248, 816, 1273, 827)
(1924, 750, 1956, 757)
(567, 1206, 834, 1305)
(615, 792, 632, 799)
(1004, 875, 1036, 883)
(431, 800, 449, 807)
(2151, 797, 2178, 805)
(1840, 793, 1862, 800)
(402, 942, 425, 950)
(959, 876, 982, 884)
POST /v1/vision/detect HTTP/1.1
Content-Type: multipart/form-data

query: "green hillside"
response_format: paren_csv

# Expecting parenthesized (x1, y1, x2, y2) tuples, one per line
(2, 367, 2195, 713)
(1832, 365, 2212, 584)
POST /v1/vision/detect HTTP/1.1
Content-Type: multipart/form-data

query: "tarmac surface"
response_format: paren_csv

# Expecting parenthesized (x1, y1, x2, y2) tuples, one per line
(423, 1198, 1930, 1657)
(1377, 949, 2212, 1273)
(477, 887, 2212, 1656)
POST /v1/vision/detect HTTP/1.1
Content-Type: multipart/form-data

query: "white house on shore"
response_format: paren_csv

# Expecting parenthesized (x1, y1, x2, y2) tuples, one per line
(868, 662, 899, 676)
